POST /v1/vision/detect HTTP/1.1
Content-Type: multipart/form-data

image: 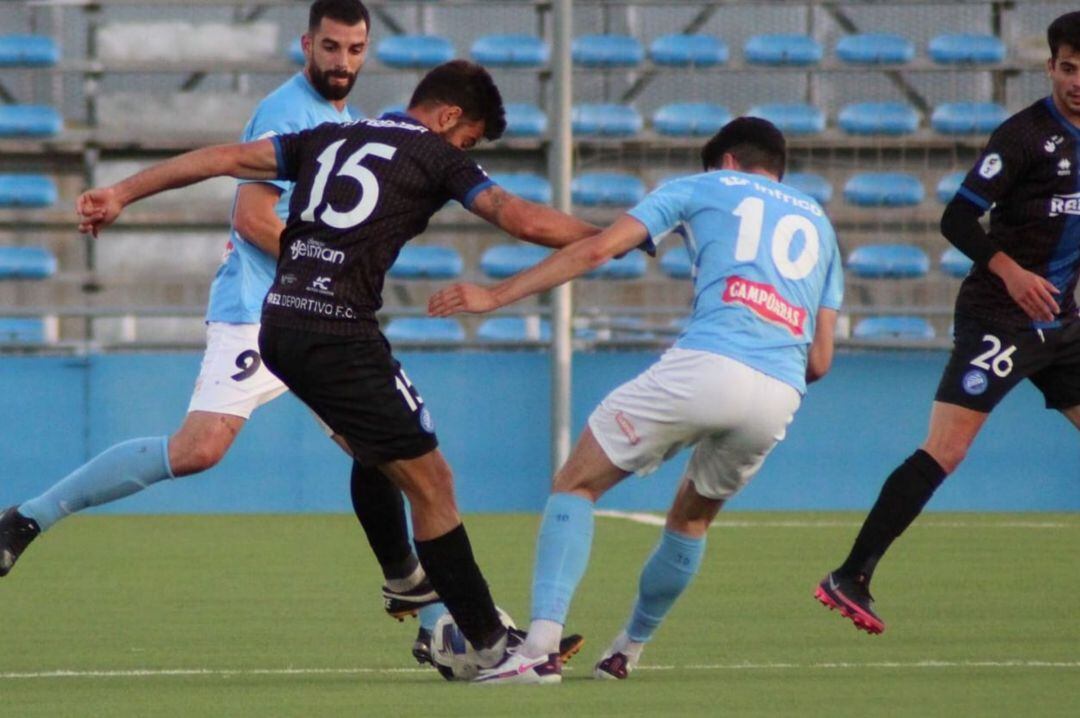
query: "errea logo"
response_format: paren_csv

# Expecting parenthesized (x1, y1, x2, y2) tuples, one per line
(1057, 158, 1071, 176)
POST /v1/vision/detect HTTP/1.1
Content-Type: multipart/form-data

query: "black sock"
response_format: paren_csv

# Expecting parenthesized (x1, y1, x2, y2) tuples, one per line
(350, 461, 417, 580)
(415, 523, 503, 649)
(838, 449, 947, 580)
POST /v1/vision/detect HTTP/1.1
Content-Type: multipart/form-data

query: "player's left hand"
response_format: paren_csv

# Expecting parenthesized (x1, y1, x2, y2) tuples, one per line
(428, 283, 499, 316)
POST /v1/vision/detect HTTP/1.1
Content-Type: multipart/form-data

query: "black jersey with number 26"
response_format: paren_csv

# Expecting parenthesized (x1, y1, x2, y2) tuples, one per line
(954, 97, 1080, 330)
(260, 112, 493, 337)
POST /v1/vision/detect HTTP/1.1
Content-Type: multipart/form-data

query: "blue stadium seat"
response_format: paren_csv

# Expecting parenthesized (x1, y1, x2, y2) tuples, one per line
(853, 316, 935, 341)
(572, 103, 643, 137)
(928, 33, 1006, 64)
(491, 172, 551, 203)
(480, 244, 551, 279)
(0, 246, 57, 279)
(470, 34, 549, 67)
(0, 175, 58, 208)
(660, 245, 692, 279)
(847, 244, 930, 279)
(384, 317, 464, 343)
(746, 103, 825, 135)
(288, 38, 304, 65)
(585, 251, 647, 280)
(843, 173, 924, 207)
(477, 316, 551, 342)
(835, 33, 914, 64)
(504, 103, 547, 138)
(388, 245, 463, 280)
(940, 247, 974, 278)
(572, 34, 644, 67)
(376, 35, 454, 68)
(930, 102, 1008, 134)
(0, 105, 63, 137)
(744, 34, 823, 66)
(0, 317, 48, 343)
(936, 171, 966, 203)
(0, 35, 60, 66)
(571, 172, 646, 206)
(652, 103, 731, 137)
(649, 34, 728, 66)
(784, 172, 833, 205)
(838, 102, 920, 135)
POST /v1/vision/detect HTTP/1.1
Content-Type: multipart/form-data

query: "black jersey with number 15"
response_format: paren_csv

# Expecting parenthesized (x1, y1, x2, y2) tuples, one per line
(260, 113, 493, 337)
(954, 97, 1080, 330)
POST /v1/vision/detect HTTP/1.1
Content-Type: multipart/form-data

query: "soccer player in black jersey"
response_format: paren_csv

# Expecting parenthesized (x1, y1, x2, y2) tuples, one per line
(73, 60, 599, 668)
(816, 11, 1080, 635)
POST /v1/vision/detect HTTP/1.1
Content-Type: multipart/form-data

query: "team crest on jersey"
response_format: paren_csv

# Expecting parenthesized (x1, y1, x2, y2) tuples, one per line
(722, 276, 806, 337)
(1057, 158, 1071, 176)
(978, 153, 1002, 179)
(1044, 135, 1063, 153)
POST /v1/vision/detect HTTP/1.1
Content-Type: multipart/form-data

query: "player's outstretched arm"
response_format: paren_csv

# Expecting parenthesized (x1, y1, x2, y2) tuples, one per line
(429, 215, 648, 316)
(806, 308, 838, 384)
(469, 185, 600, 248)
(76, 139, 280, 237)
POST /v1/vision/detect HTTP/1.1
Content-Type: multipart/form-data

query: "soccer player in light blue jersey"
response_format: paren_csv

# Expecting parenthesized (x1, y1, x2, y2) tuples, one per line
(0, 0, 446, 664)
(429, 117, 843, 684)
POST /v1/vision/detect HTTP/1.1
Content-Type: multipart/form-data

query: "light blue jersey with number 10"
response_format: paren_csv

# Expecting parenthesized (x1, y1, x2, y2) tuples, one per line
(629, 170, 843, 394)
(206, 73, 354, 324)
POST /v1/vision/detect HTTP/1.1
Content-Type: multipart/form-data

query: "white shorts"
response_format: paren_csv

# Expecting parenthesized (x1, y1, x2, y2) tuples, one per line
(187, 322, 290, 419)
(588, 348, 802, 500)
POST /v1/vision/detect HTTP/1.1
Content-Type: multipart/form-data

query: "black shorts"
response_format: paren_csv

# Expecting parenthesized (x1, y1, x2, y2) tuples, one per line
(258, 324, 438, 467)
(935, 314, 1080, 413)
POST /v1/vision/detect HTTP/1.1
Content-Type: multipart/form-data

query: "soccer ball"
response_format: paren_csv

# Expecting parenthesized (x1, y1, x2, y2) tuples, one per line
(430, 607, 516, 681)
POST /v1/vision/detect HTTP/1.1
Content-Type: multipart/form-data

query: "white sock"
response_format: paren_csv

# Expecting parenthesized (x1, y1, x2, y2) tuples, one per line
(610, 630, 645, 667)
(523, 619, 562, 658)
(384, 563, 425, 593)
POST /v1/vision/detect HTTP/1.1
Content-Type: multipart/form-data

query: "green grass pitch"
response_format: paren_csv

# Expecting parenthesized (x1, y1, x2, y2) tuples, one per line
(2, 512, 1077, 717)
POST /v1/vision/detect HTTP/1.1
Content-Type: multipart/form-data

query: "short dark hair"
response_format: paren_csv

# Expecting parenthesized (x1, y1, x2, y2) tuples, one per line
(409, 60, 507, 141)
(700, 117, 786, 178)
(1048, 11, 1080, 60)
(309, 0, 370, 33)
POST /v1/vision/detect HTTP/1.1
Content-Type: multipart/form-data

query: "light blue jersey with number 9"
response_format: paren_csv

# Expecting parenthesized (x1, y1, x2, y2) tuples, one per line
(629, 170, 843, 394)
(206, 73, 354, 324)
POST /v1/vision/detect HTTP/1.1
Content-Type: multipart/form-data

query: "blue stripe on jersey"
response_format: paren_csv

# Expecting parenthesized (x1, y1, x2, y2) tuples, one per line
(463, 179, 494, 209)
(1041, 98, 1080, 315)
(271, 135, 286, 179)
(957, 185, 991, 211)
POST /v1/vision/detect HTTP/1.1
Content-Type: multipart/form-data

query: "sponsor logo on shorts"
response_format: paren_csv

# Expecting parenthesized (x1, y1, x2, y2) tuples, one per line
(419, 407, 435, 433)
(722, 276, 806, 336)
(289, 238, 345, 264)
(1049, 192, 1080, 217)
(614, 411, 640, 445)
(978, 153, 1002, 179)
(962, 369, 989, 395)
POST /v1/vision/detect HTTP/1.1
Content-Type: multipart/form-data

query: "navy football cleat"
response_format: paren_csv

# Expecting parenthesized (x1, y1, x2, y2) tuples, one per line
(815, 570, 886, 634)
(0, 506, 40, 577)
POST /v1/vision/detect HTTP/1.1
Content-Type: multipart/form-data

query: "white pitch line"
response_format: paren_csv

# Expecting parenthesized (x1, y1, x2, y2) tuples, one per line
(594, 510, 1074, 529)
(2, 659, 1077, 681)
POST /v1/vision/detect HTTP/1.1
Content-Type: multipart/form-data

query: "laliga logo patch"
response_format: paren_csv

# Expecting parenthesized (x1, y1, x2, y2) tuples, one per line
(978, 153, 1002, 179)
(962, 369, 989, 396)
(419, 407, 435, 433)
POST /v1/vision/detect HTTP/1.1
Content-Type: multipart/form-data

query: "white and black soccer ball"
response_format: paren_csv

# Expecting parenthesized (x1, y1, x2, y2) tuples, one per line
(430, 607, 516, 681)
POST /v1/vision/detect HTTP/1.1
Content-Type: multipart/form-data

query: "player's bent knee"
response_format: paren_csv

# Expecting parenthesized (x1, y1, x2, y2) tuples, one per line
(168, 440, 228, 476)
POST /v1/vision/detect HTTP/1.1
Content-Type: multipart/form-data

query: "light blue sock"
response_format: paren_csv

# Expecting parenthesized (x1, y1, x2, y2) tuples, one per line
(19, 436, 174, 531)
(626, 529, 705, 643)
(419, 602, 445, 631)
(530, 492, 595, 623)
